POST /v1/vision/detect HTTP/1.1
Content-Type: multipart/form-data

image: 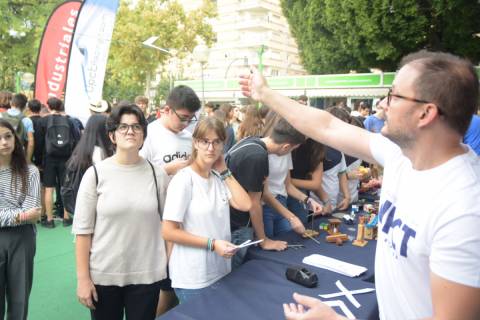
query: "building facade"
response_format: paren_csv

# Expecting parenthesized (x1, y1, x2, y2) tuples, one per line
(178, 0, 306, 83)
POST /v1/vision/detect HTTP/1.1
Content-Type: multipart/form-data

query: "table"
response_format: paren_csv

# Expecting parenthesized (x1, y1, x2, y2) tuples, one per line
(160, 259, 378, 320)
(247, 215, 377, 283)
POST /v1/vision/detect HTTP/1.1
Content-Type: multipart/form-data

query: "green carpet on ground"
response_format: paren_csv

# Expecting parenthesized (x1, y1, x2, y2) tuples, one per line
(29, 223, 90, 320)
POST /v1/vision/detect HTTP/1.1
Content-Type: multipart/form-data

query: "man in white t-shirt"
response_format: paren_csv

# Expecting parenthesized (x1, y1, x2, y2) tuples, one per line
(139, 85, 201, 315)
(240, 51, 480, 320)
(140, 85, 201, 176)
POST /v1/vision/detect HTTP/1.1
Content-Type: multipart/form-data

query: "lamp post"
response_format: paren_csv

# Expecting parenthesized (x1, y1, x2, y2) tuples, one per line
(142, 36, 176, 97)
(193, 44, 210, 107)
(224, 56, 248, 79)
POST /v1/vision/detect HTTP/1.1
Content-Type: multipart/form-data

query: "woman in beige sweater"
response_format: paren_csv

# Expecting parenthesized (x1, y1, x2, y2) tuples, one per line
(73, 105, 169, 320)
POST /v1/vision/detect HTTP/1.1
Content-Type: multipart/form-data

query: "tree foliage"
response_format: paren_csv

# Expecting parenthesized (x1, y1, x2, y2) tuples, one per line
(281, 0, 480, 73)
(0, 0, 64, 90)
(103, 0, 216, 102)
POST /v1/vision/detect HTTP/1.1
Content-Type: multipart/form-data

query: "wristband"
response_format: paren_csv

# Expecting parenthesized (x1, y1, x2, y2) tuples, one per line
(220, 169, 232, 181)
(211, 239, 216, 252)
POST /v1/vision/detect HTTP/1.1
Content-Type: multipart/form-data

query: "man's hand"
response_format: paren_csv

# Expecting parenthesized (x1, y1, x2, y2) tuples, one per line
(283, 293, 344, 320)
(163, 158, 189, 176)
(239, 67, 268, 101)
(260, 238, 287, 251)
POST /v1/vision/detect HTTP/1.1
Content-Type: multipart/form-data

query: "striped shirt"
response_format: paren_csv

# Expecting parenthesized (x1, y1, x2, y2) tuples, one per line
(0, 165, 41, 227)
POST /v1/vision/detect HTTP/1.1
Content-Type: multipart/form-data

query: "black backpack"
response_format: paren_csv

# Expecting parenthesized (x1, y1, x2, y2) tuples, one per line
(45, 115, 73, 157)
(61, 166, 90, 214)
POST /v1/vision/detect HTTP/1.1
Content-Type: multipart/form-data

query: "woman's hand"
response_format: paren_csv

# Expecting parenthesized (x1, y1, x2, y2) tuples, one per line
(212, 156, 227, 173)
(77, 277, 98, 310)
(337, 197, 350, 211)
(213, 240, 238, 259)
(25, 207, 42, 223)
(306, 199, 323, 216)
(289, 216, 306, 235)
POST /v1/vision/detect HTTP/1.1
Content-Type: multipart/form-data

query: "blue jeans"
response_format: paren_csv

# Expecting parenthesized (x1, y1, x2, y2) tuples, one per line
(262, 195, 291, 238)
(231, 226, 254, 270)
(287, 194, 308, 225)
(174, 287, 208, 304)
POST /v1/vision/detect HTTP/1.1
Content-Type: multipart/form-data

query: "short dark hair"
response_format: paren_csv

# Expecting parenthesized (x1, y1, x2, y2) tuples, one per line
(11, 93, 28, 110)
(166, 85, 201, 113)
(270, 117, 305, 145)
(46, 97, 64, 111)
(27, 99, 42, 113)
(400, 50, 479, 135)
(106, 104, 148, 139)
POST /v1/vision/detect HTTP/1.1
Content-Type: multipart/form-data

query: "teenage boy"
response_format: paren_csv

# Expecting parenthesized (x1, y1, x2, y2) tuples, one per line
(140, 85, 200, 316)
(226, 118, 307, 268)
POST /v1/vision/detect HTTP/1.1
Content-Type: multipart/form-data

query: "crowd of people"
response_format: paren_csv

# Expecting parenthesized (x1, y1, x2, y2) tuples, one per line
(0, 49, 479, 320)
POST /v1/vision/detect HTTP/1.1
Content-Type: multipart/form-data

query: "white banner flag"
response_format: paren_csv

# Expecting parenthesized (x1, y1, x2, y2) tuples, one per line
(64, 0, 119, 124)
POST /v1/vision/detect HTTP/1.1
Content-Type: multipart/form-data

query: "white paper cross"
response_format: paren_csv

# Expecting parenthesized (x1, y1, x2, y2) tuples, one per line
(318, 280, 375, 309)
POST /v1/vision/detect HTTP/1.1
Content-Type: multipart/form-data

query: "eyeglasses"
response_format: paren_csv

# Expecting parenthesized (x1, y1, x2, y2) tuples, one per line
(116, 123, 143, 134)
(387, 88, 430, 106)
(196, 138, 223, 150)
(172, 108, 197, 124)
(387, 88, 443, 115)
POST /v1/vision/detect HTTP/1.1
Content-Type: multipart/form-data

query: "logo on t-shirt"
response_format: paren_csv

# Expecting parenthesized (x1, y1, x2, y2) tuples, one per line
(163, 151, 188, 163)
(378, 200, 416, 258)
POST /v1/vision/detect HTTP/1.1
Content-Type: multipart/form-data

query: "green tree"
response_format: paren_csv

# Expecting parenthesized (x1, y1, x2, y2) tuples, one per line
(281, 0, 480, 73)
(103, 0, 216, 102)
(0, 0, 64, 91)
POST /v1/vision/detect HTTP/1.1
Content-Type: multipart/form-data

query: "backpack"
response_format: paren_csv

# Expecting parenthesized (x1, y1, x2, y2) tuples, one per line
(1, 111, 26, 142)
(45, 115, 73, 157)
(61, 166, 91, 214)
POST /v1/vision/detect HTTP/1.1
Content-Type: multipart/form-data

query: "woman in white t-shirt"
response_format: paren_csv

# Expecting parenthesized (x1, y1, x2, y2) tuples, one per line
(162, 117, 251, 304)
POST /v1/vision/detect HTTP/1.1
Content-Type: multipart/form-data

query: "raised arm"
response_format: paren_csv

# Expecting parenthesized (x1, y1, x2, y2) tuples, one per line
(240, 70, 377, 164)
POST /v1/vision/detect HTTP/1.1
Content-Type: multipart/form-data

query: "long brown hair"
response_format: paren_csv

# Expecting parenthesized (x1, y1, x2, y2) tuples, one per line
(191, 117, 226, 161)
(237, 105, 264, 140)
(0, 119, 28, 195)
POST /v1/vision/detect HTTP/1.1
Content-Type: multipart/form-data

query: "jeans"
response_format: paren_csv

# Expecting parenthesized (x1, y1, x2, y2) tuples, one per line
(231, 226, 254, 270)
(262, 194, 291, 238)
(174, 287, 208, 304)
(287, 192, 308, 225)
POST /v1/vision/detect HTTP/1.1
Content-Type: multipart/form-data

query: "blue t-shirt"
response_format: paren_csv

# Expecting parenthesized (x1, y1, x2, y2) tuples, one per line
(464, 115, 480, 155)
(363, 115, 385, 133)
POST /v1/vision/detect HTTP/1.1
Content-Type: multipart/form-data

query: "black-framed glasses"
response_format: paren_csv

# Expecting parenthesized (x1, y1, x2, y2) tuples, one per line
(172, 108, 197, 124)
(387, 88, 443, 115)
(387, 88, 430, 106)
(196, 138, 224, 150)
(116, 123, 143, 134)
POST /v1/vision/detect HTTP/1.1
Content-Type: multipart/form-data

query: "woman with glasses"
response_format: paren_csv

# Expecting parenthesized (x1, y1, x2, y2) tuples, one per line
(162, 117, 251, 304)
(0, 119, 41, 320)
(73, 105, 170, 320)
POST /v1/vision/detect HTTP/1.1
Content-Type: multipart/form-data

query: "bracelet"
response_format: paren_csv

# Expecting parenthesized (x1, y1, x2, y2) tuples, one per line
(303, 196, 310, 204)
(211, 239, 216, 252)
(207, 238, 212, 251)
(220, 169, 233, 181)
